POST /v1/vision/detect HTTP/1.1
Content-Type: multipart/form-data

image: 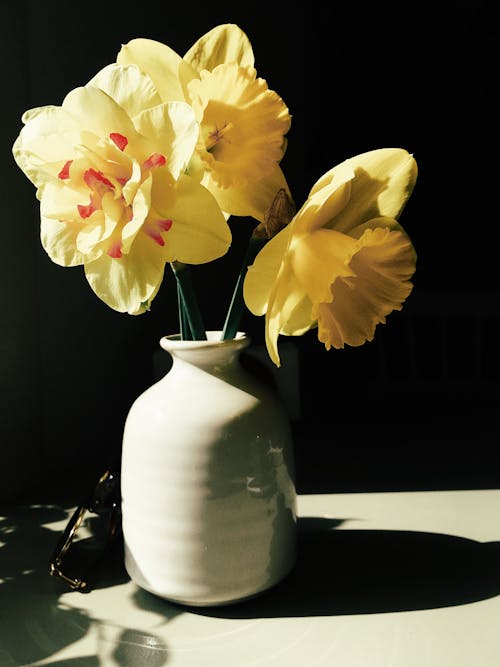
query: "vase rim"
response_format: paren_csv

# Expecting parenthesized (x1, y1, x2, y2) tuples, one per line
(159, 330, 250, 353)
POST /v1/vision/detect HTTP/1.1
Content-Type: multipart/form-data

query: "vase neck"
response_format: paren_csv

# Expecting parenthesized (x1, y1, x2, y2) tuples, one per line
(159, 331, 250, 372)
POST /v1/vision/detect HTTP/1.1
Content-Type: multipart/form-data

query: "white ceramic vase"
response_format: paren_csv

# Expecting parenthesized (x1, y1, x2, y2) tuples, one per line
(120, 331, 297, 606)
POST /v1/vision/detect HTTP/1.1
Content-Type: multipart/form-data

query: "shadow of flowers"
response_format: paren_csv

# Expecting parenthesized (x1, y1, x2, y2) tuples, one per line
(0, 504, 93, 666)
(0, 503, 167, 667)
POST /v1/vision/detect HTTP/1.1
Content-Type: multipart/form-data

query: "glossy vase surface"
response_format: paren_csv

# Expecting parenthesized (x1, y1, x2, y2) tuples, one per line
(120, 331, 297, 606)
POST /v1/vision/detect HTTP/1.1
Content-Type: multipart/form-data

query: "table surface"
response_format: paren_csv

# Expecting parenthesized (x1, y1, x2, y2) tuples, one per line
(1, 489, 500, 667)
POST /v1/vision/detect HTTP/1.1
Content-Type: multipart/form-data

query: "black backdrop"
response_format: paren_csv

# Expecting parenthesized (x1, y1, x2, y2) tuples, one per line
(1, 1, 498, 502)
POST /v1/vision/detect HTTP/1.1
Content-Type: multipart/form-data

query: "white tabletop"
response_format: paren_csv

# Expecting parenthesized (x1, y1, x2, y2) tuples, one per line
(1, 489, 500, 667)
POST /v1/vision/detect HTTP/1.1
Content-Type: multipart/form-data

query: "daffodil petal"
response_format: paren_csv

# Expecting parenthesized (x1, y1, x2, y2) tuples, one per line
(40, 180, 86, 223)
(84, 230, 168, 314)
(244, 223, 293, 316)
(87, 64, 162, 117)
(150, 175, 231, 264)
(40, 214, 86, 267)
(133, 101, 198, 181)
(314, 223, 416, 349)
(62, 85, 137, 141)
(264, 264, 310, 367)
(310, 148, 417, 234)
(121, 178, 151, 253)
(13, 106, 82, 188)
(184, 23, 254, 71)
(294, 169, 353, 234)
(77, 177, 230, 313)
(272, 270, 314, 338)
(76, 214, 115, 258)
(291, 229, 356, 304)
(117, 38, 191, 102)
(205, 165, 291, 221)
(279, 292, 314, 336)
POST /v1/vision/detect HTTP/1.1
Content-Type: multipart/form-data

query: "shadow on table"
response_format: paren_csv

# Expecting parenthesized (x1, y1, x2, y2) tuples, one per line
(184, 517, 500, 619)
(0, 504, 93, 666)
(0, 504, 169, 667)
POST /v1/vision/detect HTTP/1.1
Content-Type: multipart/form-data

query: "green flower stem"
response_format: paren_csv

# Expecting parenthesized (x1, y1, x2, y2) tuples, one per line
(221, 235, 266, 341)
(171, 262, 206, 340)
(176, 282, 192, 340)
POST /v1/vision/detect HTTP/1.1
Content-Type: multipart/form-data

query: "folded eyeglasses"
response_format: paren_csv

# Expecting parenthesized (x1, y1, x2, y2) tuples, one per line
(49, 468, 122, 591)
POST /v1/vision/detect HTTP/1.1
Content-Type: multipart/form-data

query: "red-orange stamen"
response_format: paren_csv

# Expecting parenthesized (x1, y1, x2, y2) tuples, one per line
(107, 241, 123, 258)
(144, 227, 165, 246)
(143, 218, 173, 245)
(77, 169, 115, 219)
(77, 194, 99, 219)
(110, 133, 128, 151)
(84, 168, 114, 192)
(58, 160, 73, 180)
(157, 219, 173, 232)
(143, 153, 167, 170)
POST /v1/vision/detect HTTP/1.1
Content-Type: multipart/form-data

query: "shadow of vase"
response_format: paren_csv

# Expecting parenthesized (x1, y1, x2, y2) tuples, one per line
(171, 516, 500, 619)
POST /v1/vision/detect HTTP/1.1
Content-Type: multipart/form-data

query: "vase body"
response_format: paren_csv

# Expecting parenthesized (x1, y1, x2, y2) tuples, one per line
(120, 331, 297, 606)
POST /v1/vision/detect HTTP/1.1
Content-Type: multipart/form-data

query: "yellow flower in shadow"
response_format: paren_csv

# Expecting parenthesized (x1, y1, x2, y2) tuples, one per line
(117, 24, 292, 222)
(12, 65, 231, 315)
(243, 148, 418, 366)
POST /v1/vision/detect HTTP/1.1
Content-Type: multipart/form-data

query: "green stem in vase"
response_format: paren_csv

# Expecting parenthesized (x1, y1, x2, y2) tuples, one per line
(222, 189, 296, 341)
(221, 235, 266, 341)
(171, 261, 207, 340)
(176, 282, 192, 340)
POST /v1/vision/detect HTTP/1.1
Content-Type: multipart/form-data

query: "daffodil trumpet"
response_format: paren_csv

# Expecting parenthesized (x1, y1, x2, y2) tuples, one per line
(243, 148, 418, 366)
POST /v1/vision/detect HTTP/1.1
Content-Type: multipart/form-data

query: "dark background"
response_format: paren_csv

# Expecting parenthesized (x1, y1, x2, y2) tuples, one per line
(1, 1, 498, 502)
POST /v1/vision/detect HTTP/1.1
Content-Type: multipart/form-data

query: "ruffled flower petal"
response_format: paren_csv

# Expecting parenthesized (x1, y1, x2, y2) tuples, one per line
(187, 63, 290, 189)
(314, 223, 416, 349)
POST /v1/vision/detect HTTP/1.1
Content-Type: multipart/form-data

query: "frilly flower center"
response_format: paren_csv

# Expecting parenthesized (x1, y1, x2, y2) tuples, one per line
(58, 133, 173, 258)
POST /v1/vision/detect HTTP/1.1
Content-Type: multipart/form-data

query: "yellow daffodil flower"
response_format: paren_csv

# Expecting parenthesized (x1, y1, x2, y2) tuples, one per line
(243, 148, 418, 366)
(117, 24, 292, 222)
(12, 64, 231, 315)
